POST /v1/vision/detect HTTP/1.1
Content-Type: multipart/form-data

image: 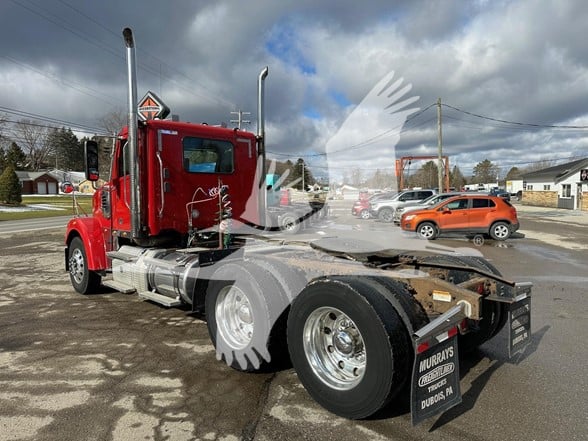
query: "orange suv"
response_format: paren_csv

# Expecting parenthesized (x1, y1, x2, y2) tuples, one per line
(400, 194, 519, 240)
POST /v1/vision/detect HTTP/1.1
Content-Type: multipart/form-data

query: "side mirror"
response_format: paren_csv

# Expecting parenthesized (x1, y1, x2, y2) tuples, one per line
(61, 181, 74, 194)
(84, 140, 99, 181)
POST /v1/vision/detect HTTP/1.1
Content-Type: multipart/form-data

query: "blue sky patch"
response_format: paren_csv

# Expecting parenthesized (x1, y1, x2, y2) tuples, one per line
(265, 19, 316, 75)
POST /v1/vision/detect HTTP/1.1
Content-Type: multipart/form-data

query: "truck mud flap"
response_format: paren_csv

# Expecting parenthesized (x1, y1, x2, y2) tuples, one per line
(508, 296, 531, 357)
(410, 282, 533, 425)
(411, 304, 464, 426)
(488, 281, 533, 357)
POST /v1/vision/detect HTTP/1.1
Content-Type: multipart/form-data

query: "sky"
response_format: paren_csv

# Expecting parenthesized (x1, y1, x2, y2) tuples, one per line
(1, 0, 587, 185)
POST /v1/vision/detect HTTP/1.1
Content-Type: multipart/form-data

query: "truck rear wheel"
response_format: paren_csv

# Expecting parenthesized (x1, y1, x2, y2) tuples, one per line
(68, 236, 101, 294)
(287, 277, 412, 419)
(205, 260, 290, 372)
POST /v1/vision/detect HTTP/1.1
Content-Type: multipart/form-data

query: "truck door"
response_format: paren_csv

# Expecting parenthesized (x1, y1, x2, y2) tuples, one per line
(109, 140, 132, 235)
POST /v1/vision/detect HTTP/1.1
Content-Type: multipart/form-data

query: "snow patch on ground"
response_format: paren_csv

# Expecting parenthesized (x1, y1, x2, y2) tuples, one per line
(0, 204, 65, 212)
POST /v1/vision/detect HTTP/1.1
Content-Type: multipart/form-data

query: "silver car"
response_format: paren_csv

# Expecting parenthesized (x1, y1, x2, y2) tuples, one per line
(369, 189, 436, 223)
(392, 192, 479, 224)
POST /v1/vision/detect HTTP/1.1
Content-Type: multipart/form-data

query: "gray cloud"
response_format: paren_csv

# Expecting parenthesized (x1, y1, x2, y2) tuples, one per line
(0, 0, 587, 179)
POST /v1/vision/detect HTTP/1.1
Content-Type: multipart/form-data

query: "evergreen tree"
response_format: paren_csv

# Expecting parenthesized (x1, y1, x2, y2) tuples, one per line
(472, 159, 499, 184)
(0, 165, 22, 205)
(6, 142, 27, 169)
(47, 127, 82, 170)
(450, 165, 467, 190)
(0, 147, 5, 173)
(290, 158, 315, 190)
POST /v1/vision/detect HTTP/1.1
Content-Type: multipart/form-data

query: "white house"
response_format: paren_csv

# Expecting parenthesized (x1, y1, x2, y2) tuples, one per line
(521, 158, 588, 210)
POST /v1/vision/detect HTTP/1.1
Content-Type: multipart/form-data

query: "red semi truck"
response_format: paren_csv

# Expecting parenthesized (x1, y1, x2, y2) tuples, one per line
(65, 28, 532, 424)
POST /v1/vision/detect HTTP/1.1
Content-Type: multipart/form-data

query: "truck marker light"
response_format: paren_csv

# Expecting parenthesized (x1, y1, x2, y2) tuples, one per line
(432, 290, 452, 302)
(416, 326, 458, 354)
(417, 342, 429, 354)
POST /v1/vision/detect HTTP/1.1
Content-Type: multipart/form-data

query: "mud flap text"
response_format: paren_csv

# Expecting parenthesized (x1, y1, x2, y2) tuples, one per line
(411, 336, 461, 425)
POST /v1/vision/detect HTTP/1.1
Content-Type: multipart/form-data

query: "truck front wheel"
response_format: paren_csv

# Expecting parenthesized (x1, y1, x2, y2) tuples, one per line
(279, 213, 301, 234)
(68, 236, 101, 294)
(287, 277, 411, 419)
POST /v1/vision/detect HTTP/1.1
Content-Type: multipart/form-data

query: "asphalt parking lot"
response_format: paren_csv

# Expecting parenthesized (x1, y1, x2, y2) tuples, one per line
(0, 202, 587, 441)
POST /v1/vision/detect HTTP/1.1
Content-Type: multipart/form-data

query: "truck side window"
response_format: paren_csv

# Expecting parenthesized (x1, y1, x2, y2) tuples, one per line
(183, 137, 234, 173)
(116, 141, 131, 178)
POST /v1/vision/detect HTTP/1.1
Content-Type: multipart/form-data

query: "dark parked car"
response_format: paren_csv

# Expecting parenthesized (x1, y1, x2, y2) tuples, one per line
(489, 188, 511, 201)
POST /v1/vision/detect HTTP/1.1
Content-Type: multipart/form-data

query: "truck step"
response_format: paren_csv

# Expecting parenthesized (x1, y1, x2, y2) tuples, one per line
(138, 291, 182, 307)
(106, 251, 139, 262)
(102, 279, 136, 294)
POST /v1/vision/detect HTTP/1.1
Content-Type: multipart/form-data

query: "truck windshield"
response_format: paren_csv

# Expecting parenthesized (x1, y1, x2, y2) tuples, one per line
(183, 137, 234, 173)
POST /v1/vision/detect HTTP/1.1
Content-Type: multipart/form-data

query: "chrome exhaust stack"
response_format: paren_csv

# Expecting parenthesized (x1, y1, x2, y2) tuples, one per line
(257, 67, 269, 226)
(123, 28, 142, 239)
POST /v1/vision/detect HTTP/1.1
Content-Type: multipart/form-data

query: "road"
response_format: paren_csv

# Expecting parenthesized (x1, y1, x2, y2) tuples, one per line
(0, 202, 586, 441)
(0, 215, 71, 235)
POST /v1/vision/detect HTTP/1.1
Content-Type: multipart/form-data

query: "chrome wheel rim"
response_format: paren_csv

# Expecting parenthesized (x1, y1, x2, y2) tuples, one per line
(215, 286, 253, 349)
(69, 248, 85, 284)
(303, 307, 366, 390)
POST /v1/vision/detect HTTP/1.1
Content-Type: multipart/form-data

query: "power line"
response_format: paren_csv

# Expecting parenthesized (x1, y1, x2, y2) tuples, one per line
(442, 103, 588, 130)
(0, 55, 121, 107)
(0, 106, 110, 135)
(56, 0, 237, 109)
(267, 103, 437, 158)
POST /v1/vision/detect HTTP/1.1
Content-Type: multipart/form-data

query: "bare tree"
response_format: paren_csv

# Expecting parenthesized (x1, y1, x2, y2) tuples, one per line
(522, 159, 557, 173)
(99, 107, 127, 136)
(0, 113, 8, 148)
(13, 119, 53, 171)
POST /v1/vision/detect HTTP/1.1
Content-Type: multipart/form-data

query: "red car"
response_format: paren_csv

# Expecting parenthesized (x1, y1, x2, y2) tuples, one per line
(351, 198, 371, 219)
(351, 191, 397, 219)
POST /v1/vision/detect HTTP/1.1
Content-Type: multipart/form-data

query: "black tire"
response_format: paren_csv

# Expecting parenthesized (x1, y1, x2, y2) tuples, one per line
(68, 236, 101, 294)
(417, 221, 438, 240)
(378, 207, 394, 223)
(205, 260, 289, 372)
(359, 209, 370, 220)
(287, 276, 412, 419)
(489, 221, 511, 241)
(279, 213, 301, 234)
(247, 256, 308, 368)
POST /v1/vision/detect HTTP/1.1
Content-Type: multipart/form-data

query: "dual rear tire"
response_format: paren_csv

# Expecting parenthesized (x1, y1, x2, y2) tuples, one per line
(207, 265, 426, 419)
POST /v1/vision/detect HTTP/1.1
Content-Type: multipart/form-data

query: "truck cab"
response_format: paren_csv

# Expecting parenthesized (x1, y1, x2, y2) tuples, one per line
(66, 120, 259, 273)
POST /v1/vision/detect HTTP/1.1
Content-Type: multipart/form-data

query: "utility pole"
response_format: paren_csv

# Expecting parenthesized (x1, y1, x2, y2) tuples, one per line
(301, 161, 305, 191)
(437, 98, 444, 192)
(230, 110, 251, 129)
